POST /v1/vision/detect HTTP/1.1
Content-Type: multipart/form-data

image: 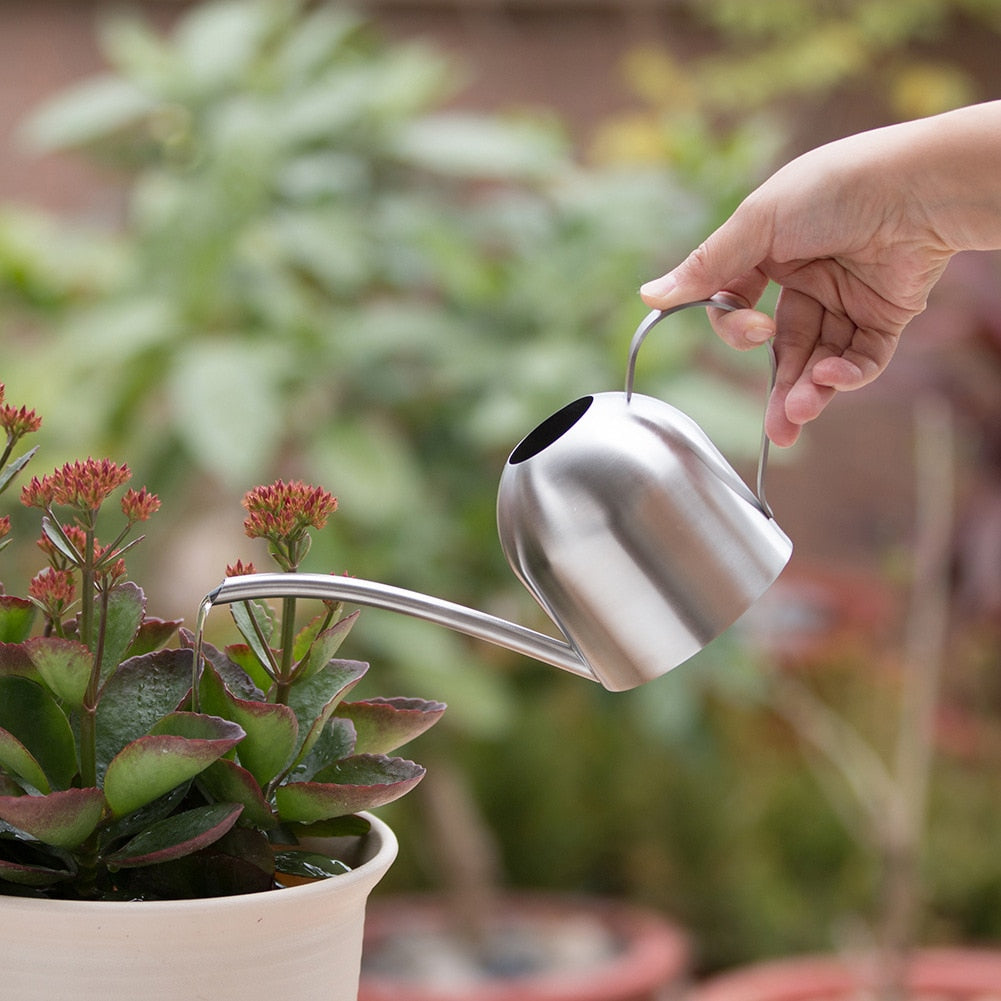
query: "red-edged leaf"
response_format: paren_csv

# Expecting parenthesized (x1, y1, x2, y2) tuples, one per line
(0, 787, 105, 848)
(25, 637, 92, 710)
(0, 856, 74, 887)
(0, 642, 36, 679)
(199, 665, 297, 787)
(335, 697, 446, 756)
(126, 618, 182, 658)
(293, 611, 361, 683)
(103, 713, 245, 817)
(105, 802, 243, 869)
(274, 754, 426, 823)
(0, 597, 36, 643)
(0, 676, 76, 792)
(198, 758, 278, 830)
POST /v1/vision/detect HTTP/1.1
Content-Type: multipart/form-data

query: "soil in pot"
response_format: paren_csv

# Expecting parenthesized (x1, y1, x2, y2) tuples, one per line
(691, 949, 1001, 1001)
(358, 892, 690, 1001)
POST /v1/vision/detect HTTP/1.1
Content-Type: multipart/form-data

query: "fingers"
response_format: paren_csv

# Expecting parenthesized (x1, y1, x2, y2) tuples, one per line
(641, 203, 773, 309)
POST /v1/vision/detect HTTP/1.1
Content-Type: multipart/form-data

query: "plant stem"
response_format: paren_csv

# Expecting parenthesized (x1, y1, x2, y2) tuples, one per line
(274, 594, 297, 705)
(78, 525, 103, 789)
(80, 585, 110, 790)
(875, 394, 954, 1000)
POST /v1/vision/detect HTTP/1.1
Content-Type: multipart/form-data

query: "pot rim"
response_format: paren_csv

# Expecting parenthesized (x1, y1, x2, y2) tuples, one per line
(0, 810, 397, 915)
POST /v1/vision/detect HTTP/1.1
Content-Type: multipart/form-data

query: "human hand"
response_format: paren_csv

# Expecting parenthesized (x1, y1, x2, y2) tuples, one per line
(641, 105, 1001, 445)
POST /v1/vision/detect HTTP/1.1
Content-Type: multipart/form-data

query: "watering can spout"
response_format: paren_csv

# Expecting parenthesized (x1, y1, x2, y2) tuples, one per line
(205, 572, 599, 683)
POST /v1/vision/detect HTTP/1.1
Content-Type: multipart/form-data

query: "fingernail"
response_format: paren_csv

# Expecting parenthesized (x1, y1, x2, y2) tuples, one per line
(745, 324, 773, 344)
(640, 274, 677, 299)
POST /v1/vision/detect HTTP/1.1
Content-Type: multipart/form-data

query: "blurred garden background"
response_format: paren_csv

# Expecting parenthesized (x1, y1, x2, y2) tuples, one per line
(3, 0, 1001, 982)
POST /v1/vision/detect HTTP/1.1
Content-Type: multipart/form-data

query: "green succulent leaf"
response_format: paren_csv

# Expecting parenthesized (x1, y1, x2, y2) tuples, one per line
(290, 813, 371, 840)
(230, 599, 277, 673)
(222, 642, 273, 695)
(95, 649, 195, 775)
(0, 788, 105, 849)
(0, 676, 77, 792)
(273, 848, 350, 880)
(335, 697, 446, 756)
(125, 617, 182, 658)
(198, 758, 278, 831)
(40, 517, 81, 563)
(0, 643, 37, 679)
(98, 583, 146, 685)
(179, 631, 264, 701)
(293, 610, 360, 684)
(105, 802, 244, 870)
(0, 444, 38, 495)
(286, 658, 368, 765)
(99, 782, 192, 846)
(274, 754, 426, 823)
(0, 855, 75, 888)
(199, 665, 297, 787)
(103, 713, 245, 818)
(25, 637, 92, 710)
(290, 716, 356, 782)
(0, 597, 36, 644)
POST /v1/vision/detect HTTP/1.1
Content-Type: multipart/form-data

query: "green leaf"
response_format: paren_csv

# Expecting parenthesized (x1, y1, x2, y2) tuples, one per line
(273, 848, 350, 880)
(95, 649, 195, 775)
(286, 660, 368, 773)
(22, 75, 158, 153)
(290, 716, 356, 781)
(0, 855, 74, 888)
(0, 597, 36, 643)
(0, 676, 77, 792)
(393, 113, 567, 180)
(229, 599, 277, 677)
(103, 713, 245, 817)
(274, 754, 426, 823)
(222, 642, 273, 694)
(0, 643, 37, 679)
(290, 813, 370, 840)
(0, 445, 38, 495)
(198, 758, 277, 830)
(105, 802, 243, 870)
(25, 637, 92, 710)
(335, 697, 446, 756)
(294, 610, 360, 684)
(0, 730, 52, 797)
(0, 788, 104, 849)
(125, 617, 182, 658)
(98, 583, 145, 685)
(40, 516, 82, 563)
(199, 665, 297, 787)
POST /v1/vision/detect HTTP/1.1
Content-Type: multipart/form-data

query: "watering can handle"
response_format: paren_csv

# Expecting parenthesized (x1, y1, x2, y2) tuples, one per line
(624, 298, 778, 520)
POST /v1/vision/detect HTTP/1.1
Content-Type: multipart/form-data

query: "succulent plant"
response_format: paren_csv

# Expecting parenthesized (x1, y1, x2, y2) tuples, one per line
(0, 385, 444, 899)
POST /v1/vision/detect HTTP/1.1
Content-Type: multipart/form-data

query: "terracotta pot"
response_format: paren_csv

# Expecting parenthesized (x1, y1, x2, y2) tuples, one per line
(0, 811, 397, 1001)
(358, 892, 690, 1001)
(692, 948, 1001, 1001)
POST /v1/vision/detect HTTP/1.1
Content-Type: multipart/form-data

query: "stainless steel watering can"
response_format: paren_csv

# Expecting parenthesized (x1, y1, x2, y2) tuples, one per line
(202, 300, 792, 691)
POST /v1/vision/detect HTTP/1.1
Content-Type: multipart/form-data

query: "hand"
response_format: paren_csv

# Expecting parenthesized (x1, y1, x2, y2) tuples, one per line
(641, 103, 1001, 446)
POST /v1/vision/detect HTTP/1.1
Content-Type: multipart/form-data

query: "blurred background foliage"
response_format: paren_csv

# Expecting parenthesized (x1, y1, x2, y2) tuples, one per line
(2, 0, 1001, 977)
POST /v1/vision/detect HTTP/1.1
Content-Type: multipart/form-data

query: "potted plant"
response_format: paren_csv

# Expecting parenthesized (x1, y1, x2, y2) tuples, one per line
(0, 384, 445, 1001)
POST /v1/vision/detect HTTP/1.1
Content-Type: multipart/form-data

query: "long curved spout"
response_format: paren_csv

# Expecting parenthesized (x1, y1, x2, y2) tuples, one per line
(204, 573, 596, 682)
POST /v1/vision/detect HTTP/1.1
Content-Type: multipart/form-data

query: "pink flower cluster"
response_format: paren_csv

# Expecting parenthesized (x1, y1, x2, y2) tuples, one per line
(242, 480, 338, 542)
(21, 459, 132, 514)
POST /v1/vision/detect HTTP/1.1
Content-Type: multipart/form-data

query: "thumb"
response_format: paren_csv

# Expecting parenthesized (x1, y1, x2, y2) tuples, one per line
(640, 208, 771, 310)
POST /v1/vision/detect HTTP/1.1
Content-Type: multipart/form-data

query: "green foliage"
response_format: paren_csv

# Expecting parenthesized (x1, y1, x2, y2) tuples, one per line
(0, 1, 769, 639)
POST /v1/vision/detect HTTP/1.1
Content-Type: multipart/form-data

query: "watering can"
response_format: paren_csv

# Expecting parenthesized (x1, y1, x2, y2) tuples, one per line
(202, 300, 792, 691)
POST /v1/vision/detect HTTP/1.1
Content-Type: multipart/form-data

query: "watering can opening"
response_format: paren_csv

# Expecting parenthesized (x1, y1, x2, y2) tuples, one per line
(509, 397, 594, 465)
